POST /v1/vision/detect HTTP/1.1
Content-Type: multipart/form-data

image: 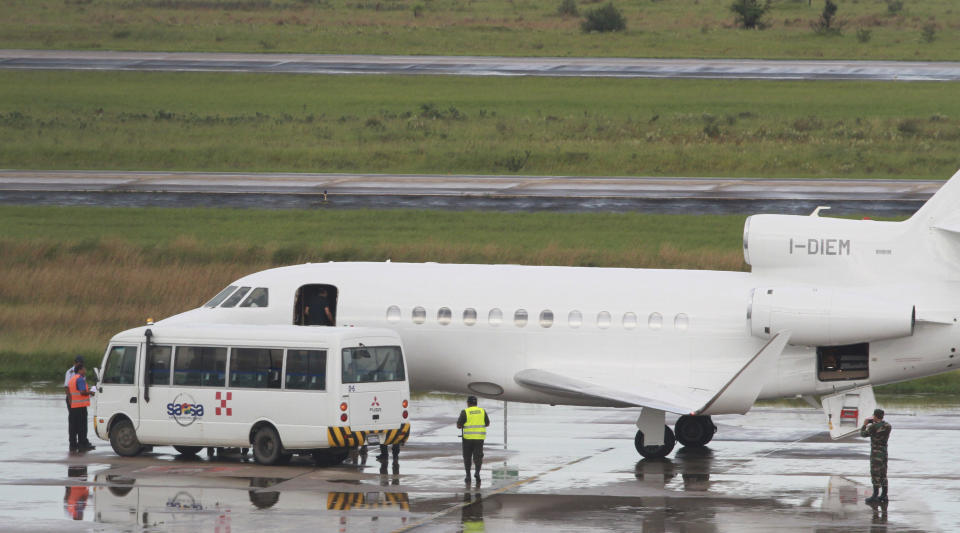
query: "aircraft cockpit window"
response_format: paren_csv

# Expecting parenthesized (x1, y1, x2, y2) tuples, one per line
(204, 285, 237, 308)
(568, 310, 582, 328)
(412, 306, 426, 324)
(539, 310, 553, 328)
(463, 308, 477, 326)
(239, 287, 269, 308)
(597, 311, 611, 329)
(221, 286, 251, 308)
(514, 309, 528, 327)
(623, 312, 638, 329)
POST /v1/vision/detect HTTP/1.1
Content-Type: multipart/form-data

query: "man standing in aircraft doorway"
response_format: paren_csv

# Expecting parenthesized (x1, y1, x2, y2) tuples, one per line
(457, 396, 490, 486)
(860, 408, 891, 504)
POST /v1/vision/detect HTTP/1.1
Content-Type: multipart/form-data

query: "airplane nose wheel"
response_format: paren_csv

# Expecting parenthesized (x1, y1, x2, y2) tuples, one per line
(674, 415, 717, 448)
(634, 425, 676, 459)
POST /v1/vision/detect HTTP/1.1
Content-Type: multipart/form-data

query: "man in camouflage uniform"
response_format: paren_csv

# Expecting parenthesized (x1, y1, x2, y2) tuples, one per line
(860, 408, 891, 504)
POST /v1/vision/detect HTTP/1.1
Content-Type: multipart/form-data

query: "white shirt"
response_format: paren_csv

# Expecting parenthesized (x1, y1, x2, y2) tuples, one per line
(64, 367, 77, 387)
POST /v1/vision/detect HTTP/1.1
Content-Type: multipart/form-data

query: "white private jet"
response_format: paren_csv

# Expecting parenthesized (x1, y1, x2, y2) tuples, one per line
(157, 168, 960, 458)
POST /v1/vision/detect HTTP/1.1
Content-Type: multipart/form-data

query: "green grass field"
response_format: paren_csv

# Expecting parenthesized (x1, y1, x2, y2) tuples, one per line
(3, 0, 959, 60)
(3, 70, 960, 179)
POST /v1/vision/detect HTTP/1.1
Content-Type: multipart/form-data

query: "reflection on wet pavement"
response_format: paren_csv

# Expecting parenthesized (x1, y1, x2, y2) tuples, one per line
(0, 391, 955, 531)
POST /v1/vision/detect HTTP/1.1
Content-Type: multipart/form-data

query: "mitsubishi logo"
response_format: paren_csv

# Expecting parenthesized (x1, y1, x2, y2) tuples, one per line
(371, 396, 380, 407)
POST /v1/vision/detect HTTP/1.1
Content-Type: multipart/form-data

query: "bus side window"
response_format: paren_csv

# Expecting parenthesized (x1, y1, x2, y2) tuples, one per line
(147, 346, 173, 386)
(102, 346, 137, 384)
(286, 350, 326, 391)
(174, 346, 227, 387)
(231, 348, 282, 389)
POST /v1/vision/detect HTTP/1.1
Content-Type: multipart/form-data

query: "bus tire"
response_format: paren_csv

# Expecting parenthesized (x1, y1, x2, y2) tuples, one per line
(109, 418, 143, 457)
(173, 445, 203, 457)
(252, 425, 284, 465)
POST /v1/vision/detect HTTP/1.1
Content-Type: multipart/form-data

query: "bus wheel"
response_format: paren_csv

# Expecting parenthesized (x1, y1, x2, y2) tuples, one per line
(109, 419, 143, 457)
(173, 445, 203, 457)
(252, 426, 284, 465)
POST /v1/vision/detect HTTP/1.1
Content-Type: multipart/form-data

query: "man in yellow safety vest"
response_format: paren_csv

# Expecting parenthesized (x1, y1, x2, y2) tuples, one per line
(456, 395, 490, 485)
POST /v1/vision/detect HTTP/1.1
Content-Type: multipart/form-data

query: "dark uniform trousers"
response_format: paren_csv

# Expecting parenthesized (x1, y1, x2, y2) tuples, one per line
(68, 407, 89, 449)
(462, 439, 484, 473)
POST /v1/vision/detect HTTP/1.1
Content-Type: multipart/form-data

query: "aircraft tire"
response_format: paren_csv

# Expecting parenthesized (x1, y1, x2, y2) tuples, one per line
(635, 425, 676, 459)
(173, 445, 203, 457)
(675, 415, 717, 448)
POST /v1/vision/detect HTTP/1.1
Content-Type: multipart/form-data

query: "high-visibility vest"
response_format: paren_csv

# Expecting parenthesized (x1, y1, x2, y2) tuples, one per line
(463, 407, 487, 440)
(68, 375, 90, 408)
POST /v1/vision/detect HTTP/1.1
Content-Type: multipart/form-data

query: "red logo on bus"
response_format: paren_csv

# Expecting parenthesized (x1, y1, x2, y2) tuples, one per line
(371, 396, 380, 407)
(216, 391, 233, 416)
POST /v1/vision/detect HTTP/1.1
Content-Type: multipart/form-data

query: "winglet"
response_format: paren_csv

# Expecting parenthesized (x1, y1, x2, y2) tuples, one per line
(695, 331, 791, 416)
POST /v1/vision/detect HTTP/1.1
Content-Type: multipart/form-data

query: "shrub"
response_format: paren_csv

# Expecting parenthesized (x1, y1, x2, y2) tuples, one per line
(811, 0, 842, 35)
(856, 27, 872, 43)
(412, 4, 424, 17)
(885, 0, 903, 16)
(729, 0, 771, 30)
(581, 3, 626, 33)
(921, 22, 937, 43)
(558, 0, 579, 17)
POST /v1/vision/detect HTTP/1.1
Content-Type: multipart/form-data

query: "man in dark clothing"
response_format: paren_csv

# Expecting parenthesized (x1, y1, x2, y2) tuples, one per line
(456, 396, 490, 485)
(305, 287, 334, 326)
(860, 408, 892, 504)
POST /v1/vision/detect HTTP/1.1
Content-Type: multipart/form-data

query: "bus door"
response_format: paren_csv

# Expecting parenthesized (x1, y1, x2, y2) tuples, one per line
(96, 344, 141, 435)
(339, 346, 406, 439)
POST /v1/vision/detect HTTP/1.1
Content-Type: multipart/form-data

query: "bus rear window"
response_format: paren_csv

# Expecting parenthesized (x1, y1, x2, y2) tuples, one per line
(286, 350, 327, 391)
(341, 346, 405, 384)
(204, 286, 237, 308)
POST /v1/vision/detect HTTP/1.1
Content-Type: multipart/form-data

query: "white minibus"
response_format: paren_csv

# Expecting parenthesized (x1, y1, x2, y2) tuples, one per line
(93, 324, 411, 465)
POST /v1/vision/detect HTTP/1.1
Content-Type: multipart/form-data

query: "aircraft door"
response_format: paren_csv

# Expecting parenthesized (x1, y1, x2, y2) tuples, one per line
(821, 385, 876, 439)
(295, 284, 338, 326)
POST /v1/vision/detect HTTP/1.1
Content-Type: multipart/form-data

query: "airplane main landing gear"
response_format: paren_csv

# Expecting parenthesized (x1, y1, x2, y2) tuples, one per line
(674, 415, 716, 448)
(634, 425, 676, 459)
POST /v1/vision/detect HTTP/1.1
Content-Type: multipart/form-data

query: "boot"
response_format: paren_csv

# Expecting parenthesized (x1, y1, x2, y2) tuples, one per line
(879, 485, 888, 503)
(475, 468, 481, 485)
(865, 485, 880, 504)
(464, 469, 471, 484)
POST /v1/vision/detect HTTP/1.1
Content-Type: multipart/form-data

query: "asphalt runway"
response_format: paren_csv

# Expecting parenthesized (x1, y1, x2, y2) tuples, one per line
(3, 50, 960, 81)
(0, 170, 939, 215)
(1, 389, 957, 532)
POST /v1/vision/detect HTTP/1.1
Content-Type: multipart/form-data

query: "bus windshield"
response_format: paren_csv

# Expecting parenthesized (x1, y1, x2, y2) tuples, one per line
(341, 346, 405, 384)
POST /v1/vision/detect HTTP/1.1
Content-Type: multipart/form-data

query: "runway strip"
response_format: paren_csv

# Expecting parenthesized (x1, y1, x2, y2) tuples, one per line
(3, 50, 960, 81)
(0, 170, 944, 202)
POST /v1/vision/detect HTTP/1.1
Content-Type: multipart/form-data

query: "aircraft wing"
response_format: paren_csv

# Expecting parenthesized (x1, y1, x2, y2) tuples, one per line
(514, 332, 791, 416)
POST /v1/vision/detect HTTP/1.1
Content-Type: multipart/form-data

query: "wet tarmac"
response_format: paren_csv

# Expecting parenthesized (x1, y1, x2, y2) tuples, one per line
(3, 50, 960, 81)
(0, 171, 936, 215)
(1, 388, 958, 532)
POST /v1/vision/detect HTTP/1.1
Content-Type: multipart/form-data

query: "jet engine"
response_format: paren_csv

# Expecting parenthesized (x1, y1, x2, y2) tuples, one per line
(748, 287, 915, 346)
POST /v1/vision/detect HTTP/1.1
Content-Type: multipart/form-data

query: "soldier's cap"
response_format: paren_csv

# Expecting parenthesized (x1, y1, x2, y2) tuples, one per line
(74, 355, 84, 364)
(467, 395, 478, 405)
(873, 408, 885, 418)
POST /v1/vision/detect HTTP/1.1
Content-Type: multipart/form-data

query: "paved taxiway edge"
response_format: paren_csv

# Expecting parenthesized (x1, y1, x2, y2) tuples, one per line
(0, 170, 944, 202)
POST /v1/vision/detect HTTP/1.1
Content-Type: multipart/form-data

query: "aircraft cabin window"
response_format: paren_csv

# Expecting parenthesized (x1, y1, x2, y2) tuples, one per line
(221, 286, 251, 308)
(463, 308, 477, 326)
(205, 285, 237, 308)
(597, 311, 611, 329)
(386, 305, 401, 323)
(239, 287, 269, 308)
(568, 310, 582, 328)
(489, 308, 503, 326)
(623, 312, 638, 330)
(648, 312, 663, 330)
(412, 306, 426, 324)
(514, 309, 528, 327)
(674, 313, 689, 331)
(438, 307, 452, 325)
(539, 310, 554, 328)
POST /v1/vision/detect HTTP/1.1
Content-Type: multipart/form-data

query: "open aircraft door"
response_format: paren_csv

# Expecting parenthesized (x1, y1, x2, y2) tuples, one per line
(821, 385, 876, 440)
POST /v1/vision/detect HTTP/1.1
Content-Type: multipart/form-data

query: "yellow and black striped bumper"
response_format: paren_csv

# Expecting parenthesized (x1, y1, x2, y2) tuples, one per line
(327, 491, 410, 510)
(327, 423, 411, 448)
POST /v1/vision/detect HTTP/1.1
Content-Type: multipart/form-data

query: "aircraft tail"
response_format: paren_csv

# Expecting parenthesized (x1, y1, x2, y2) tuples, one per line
(908, 167, 960, 232)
